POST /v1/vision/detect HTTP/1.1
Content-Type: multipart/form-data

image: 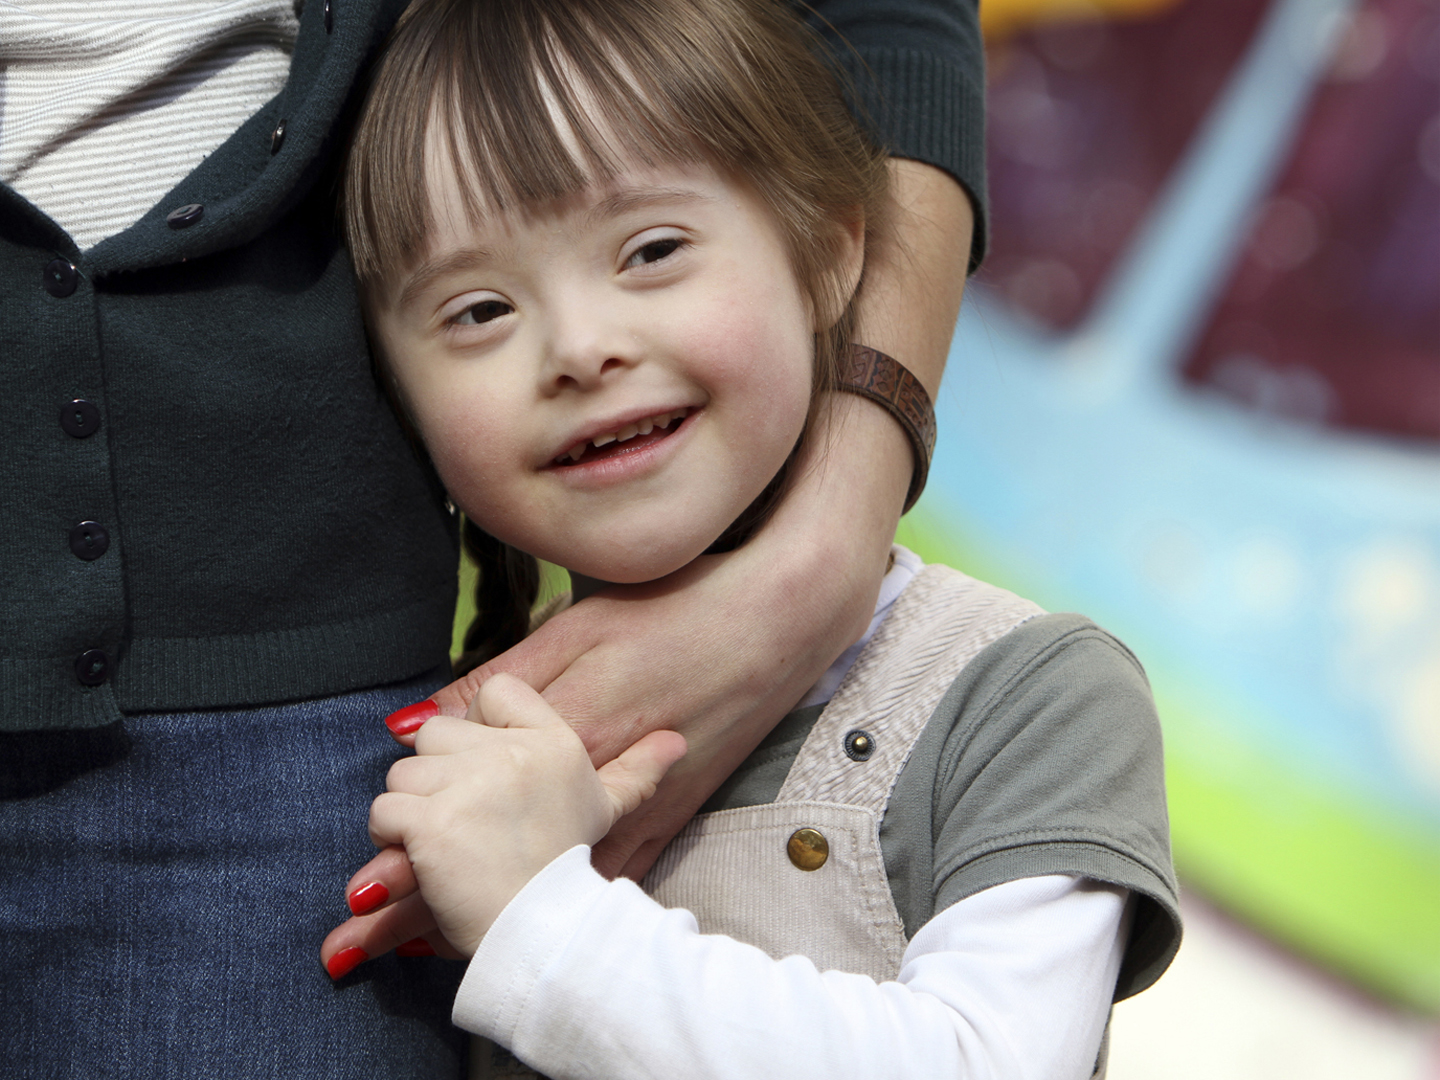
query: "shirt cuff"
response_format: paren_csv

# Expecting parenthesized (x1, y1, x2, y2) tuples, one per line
(452, 844, 608, 1041)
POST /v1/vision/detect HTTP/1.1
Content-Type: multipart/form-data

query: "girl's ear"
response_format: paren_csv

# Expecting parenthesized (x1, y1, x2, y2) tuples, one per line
(814, 209, 867, 333)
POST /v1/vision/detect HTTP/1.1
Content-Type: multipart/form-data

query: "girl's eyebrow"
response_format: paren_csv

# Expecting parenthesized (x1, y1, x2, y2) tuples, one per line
(585, 185, 716, 225)
(395, 186, 713, 312)
(397, 247, 496, 312)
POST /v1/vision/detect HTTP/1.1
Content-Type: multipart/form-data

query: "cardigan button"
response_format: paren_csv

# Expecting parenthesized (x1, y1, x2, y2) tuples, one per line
(69, 522, 110, 561)
(166, 203, 204, 229)
(75, 649, 109, 687)
(271, 119, 286, 154)
(324, 0, 333, 32)
(60, 399, 101, 438)
(787, 828, 829, 871)
(43, 259, 79, 297)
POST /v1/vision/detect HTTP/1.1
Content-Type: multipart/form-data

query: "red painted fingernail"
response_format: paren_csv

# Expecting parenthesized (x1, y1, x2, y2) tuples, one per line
(396, 937, 437, 957)
(326, 946, 368, 980)
(347, 881, 389, 916)
(385, 700, 438, 737)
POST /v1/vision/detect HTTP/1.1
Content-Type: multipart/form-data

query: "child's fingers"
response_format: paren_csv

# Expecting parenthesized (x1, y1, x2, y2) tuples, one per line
(595, 730, 687, 824)
(467, 672, 569, 732)
(407, 715, 491, 758)
(368, 790, 425, 849)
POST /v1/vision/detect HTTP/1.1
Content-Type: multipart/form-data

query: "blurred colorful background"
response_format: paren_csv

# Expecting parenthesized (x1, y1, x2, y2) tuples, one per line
(900, 0, 1440, 1071)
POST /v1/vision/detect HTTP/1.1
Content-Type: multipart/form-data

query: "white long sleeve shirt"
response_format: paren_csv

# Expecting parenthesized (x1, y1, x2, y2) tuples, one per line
(454, 846, 1129, 1079)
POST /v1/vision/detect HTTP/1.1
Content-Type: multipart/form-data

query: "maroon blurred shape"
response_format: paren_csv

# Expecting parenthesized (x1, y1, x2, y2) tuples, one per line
(1183, 0, 1440, 441)
(984, 0, 1270, 329)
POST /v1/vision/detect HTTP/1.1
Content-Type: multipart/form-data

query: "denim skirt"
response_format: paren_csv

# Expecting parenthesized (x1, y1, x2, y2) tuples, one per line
(0, 668, 465, 1079)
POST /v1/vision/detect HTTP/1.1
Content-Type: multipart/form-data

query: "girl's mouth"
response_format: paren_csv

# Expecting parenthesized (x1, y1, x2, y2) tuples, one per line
(552, 408, 692, 467)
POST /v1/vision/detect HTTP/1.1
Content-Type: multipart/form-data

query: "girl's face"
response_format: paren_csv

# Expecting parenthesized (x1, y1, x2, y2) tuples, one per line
(371, 151, 846, 584)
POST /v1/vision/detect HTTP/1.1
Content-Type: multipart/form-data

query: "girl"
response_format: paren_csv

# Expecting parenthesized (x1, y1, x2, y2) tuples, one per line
(327, 0, 1181, 1076)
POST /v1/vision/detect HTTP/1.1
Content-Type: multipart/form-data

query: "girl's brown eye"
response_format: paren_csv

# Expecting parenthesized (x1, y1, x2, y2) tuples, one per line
(457, 299, 512, 325)
(628, 238, 681, 267)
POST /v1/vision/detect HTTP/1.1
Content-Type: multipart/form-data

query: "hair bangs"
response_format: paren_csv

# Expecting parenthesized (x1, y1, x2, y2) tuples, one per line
(345, 0, 883, 298)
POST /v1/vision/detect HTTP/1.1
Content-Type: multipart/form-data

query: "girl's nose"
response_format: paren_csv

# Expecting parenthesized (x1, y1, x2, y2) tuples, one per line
(548, 353, 628, 392)
(541, 311, 638, 393)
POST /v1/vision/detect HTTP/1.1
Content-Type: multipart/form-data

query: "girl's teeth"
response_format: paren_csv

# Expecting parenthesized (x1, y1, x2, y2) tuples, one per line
(560, 409, 689, 464)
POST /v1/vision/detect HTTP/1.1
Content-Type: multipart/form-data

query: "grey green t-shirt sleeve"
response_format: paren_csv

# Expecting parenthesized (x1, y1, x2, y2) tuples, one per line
(881, 612, 1181, 1000)
(701, 611, 1182, 1001)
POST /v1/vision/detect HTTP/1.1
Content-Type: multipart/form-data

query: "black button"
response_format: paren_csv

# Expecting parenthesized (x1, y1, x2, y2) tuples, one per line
(324, 0, 333, 32)
(69, 521, 110, 561)
(843, 729, 876, 761)
(166, 203, 204, 229)
(42, 259, 79, 298)
(270, 119, 286, 154)
(75, 649, 109, 687)
(60, 399, 101, 438)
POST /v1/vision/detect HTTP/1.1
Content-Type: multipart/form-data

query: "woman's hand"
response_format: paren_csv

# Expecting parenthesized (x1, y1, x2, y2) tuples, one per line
(323, 675, 684, 966)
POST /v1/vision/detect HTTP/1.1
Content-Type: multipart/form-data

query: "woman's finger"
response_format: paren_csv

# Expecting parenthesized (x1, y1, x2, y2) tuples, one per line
(342, 845, 418, 916)
(320, 890, 461, 979)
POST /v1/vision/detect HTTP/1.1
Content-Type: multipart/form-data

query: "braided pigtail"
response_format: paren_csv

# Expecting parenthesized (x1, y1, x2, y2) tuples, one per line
(455, 517, 541, 676)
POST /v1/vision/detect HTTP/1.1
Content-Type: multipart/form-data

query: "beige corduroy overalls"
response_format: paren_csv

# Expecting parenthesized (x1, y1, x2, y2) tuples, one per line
(475, 565, 1107, 1079)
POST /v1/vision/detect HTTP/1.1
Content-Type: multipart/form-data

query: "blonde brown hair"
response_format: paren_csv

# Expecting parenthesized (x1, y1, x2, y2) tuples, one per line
(345, 0, 889, 666)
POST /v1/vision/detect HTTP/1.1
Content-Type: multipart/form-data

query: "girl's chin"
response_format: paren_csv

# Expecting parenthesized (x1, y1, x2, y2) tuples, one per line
(561, 546, 710, 593)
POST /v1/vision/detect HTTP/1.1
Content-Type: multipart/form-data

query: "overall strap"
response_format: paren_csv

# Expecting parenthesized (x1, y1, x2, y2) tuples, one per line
(777, 564, 1043, 814)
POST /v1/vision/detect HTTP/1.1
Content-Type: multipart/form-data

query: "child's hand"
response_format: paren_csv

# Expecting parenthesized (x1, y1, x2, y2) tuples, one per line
(343, 674, 684, 960)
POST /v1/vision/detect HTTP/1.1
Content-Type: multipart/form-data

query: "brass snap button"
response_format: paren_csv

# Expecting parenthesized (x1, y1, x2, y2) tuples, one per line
(787, 828, 828, 871)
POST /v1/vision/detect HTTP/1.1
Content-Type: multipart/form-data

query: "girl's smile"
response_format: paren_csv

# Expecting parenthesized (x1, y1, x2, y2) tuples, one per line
(370, 152, 842, 585)
(549, 406, 694, 469)
(545, 404, 700, 495)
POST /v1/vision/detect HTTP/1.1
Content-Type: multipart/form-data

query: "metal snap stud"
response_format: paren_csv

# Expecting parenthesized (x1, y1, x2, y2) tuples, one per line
(843, 729, 875, 761)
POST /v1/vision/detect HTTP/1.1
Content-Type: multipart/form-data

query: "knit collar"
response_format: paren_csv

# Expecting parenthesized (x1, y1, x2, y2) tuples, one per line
(1, 0, 407, 274)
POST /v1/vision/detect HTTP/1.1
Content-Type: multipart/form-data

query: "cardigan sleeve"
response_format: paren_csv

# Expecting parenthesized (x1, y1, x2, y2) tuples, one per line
(803, 0, 989, 269)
